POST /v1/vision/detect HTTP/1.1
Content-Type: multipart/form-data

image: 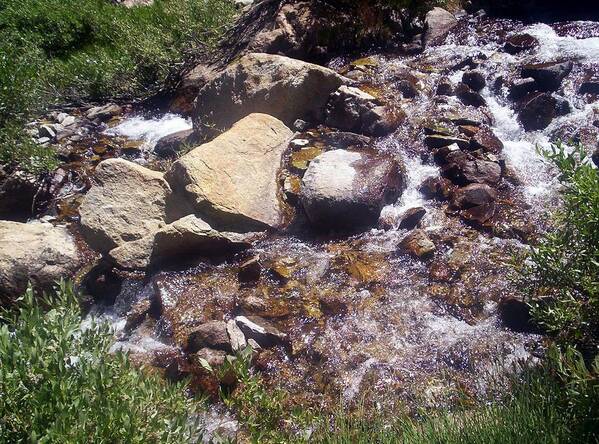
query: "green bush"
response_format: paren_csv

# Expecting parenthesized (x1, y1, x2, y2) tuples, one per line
(0, 281, 199, 443)
(517, 143, 599, 352)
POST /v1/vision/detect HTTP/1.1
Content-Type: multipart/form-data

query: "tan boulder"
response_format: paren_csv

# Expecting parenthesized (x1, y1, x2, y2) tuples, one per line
(0, 221, 83, 301)
(193, 53, 345, 134)
(167, 113, 294, 231)
(79, 158, 172, 253)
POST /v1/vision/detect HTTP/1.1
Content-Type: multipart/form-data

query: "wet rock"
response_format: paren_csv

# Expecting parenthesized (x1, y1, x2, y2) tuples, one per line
(451, 183, 497, 224)
(398, 207, 426, 230)
(320, 132, 371, 150)
(86, 104, 123, 121)
(291, 147, 322, 171)
(187, 320, 231, 352)
(0, 221, 83, 302)
(504, 34, 538, 54)
(362, 106, 404, 136)
(455, 83, 486, 108)
(300, 150, 404, 231)
(153, 129, 196, 158)
(125, 299, 152, 332)
(400, 229, 436, 259)
(318, 293, 348, 316)
(38, 125, 56, 140)
(518, 92, 558, 131)
(436, 78, 454, 96)
(592, 147, 599, 167)
(469, 126, 504, 153)
(555, 97, 571, 116)
(109, 215, 254, 270)
(167, 113, 293, 231)
(419, 176, 454, 200)
(441, 149, 502, 185)
(283, 174, 301, 204)
(509, 77, 537, 101)
(462, 70, 486, 91)
(425, 134, 470, 150)
(458, 125, 479, 137)
(397, 79, 419, 98)
(79, 158, 171, 253)
(193, 53, 345, 134)
(498, 298, 536, 333)
(191, 348, 227, 368)
(293, 119, 310, 131)
(423, 7, 458, 46)
(238, 256, 261, 283)
(521, 61, 573, 92)
(226, 319, 247, 352)
(580, 76, 599, 95)
(235, 315, 288, 348)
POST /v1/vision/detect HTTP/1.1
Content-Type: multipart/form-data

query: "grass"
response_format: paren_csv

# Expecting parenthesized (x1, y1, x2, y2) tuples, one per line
(0, 0, 236, 174)
(0, 281, 200, 443)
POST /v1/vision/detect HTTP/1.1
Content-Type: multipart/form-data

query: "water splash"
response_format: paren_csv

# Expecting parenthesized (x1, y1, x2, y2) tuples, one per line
(104, 113, 192, 149)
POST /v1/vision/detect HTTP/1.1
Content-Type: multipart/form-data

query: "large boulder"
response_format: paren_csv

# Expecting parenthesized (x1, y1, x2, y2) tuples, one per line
(301, 149, 403, 230)
(167, 114, 294, 232)
(423, 7, 458, 46)
(192, 53, 345, 135)
(0, 221, 83, 301)
(79, 158, 172, 253)
(438, 147, 502, 186)
(109, 215, 255, 270)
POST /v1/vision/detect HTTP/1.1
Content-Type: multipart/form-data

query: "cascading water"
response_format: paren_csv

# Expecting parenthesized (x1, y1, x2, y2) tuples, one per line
(82, 12, 599, 419)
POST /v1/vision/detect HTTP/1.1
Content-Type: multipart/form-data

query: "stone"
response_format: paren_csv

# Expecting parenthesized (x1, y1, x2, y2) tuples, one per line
(400, 229, 436, 259)
(191, 348, 227, 368)
(153, 129, 196, 158)
(125, 299, 152, 332)
(504, 34, 538, 54)
(193, 53, 345, 134)
(238, 256, 261, 283)
(234, 315, 288, 348)
(450, 183, 497, 209)
(318, 293, 349, 315)
(38, 125, 56, 139)
(521, 61, 573, 92)
(86, 104, 123, 121)
(187, 320, 231, 352)
(362, 106, 404, 137)
(300, 150, 404, 230)
(469, 126, 504, 153)
(580, 77, 599, 95)
(423, 7, 458, 46)
(455, 83, 486, 108)
(109, 215, 254, 270)
(226, 319, 247, 352)
(592, 147, 599, 167)
(462, 70, 486, 91)
(62, 115, 76, 127)
(440, 149, 502, 185)
(509, 77, 537, 101)
(425, 135, 470, 150)
(397, 80, 419, 98)
(0, 221, 83, 301)
(398, 207, 426, 230)
(498, 298, 536, 333)
(79, 158, 171, 253)
(436, 78, 454, 96)
(419, 176, 454, 200)
(0, 170, 38, 220)
(518, 92, 558, 131)
(166, 114, 293, 231)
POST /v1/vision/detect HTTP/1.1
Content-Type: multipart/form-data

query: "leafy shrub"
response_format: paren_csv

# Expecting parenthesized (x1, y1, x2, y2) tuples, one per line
(517, 143, 599, 352)
(0, 281, 198, 443)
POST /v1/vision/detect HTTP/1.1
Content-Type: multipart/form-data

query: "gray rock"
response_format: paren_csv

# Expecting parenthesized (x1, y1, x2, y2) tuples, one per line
(423, 7, 458, 46)
(86, 104, 123, 121)
(38, 125, 56, 139)
(521, 61, 573, 92)
(187, 320, 231, 352)
(227, 319, 247, 352)
(301, 150, 404, 230)
(234, 315, 288, 348)
(153, 129, 196, 158)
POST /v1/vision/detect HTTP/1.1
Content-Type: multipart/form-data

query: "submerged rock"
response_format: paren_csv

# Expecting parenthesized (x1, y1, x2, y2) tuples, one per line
(300, 150, 403, 231)
(521, 61, 573, 92)
(79, 158, 172, 253)
(518, 92, 558, 131)
(400, 229, 436, 259)
(193, 53, 345, 134)
(0, 221, 83, 301)
(167, 113, 293, 232)
(440, 148, 502, 186)
(462, 70, 486, 91)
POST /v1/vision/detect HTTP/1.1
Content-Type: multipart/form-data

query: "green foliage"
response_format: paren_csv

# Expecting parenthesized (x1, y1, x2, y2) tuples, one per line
(0, 0, 235, 173)
(517, 143, 599, 351)
(0, 281, 199, 443)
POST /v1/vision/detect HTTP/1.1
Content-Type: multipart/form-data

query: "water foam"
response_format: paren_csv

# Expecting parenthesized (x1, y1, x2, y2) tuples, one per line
(104, 113, 192, 149)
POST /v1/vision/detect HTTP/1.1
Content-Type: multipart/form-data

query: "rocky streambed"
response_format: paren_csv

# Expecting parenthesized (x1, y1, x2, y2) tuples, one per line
(2, 2, 599, 436)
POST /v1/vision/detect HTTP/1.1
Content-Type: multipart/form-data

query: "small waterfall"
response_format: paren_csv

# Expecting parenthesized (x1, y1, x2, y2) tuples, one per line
(104, 113, 192, 150)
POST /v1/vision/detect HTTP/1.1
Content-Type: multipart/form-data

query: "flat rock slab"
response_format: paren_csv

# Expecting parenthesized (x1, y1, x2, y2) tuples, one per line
(193, 53, 345, 134)
(79, 158, 172, 252)
(167, 113, 294, 232)
(0, 221, 83, 300)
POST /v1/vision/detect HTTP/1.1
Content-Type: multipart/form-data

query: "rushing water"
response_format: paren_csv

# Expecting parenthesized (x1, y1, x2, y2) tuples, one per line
(83, 13, 599, 417)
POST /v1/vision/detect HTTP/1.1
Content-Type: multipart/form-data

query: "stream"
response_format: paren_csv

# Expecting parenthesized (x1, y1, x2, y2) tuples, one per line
(51, 11, 599, 435)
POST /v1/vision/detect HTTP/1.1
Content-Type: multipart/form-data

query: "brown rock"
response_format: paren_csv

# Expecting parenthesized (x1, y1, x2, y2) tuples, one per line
(504, 34, 538, 54)
(187, 320, 231, 353)
(398, 207, 426, 230)
(518, 92, 558, 131)
(400, 229, 436, 259)
(469, 126, 504, 153)
(238, 256, 261, 283)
